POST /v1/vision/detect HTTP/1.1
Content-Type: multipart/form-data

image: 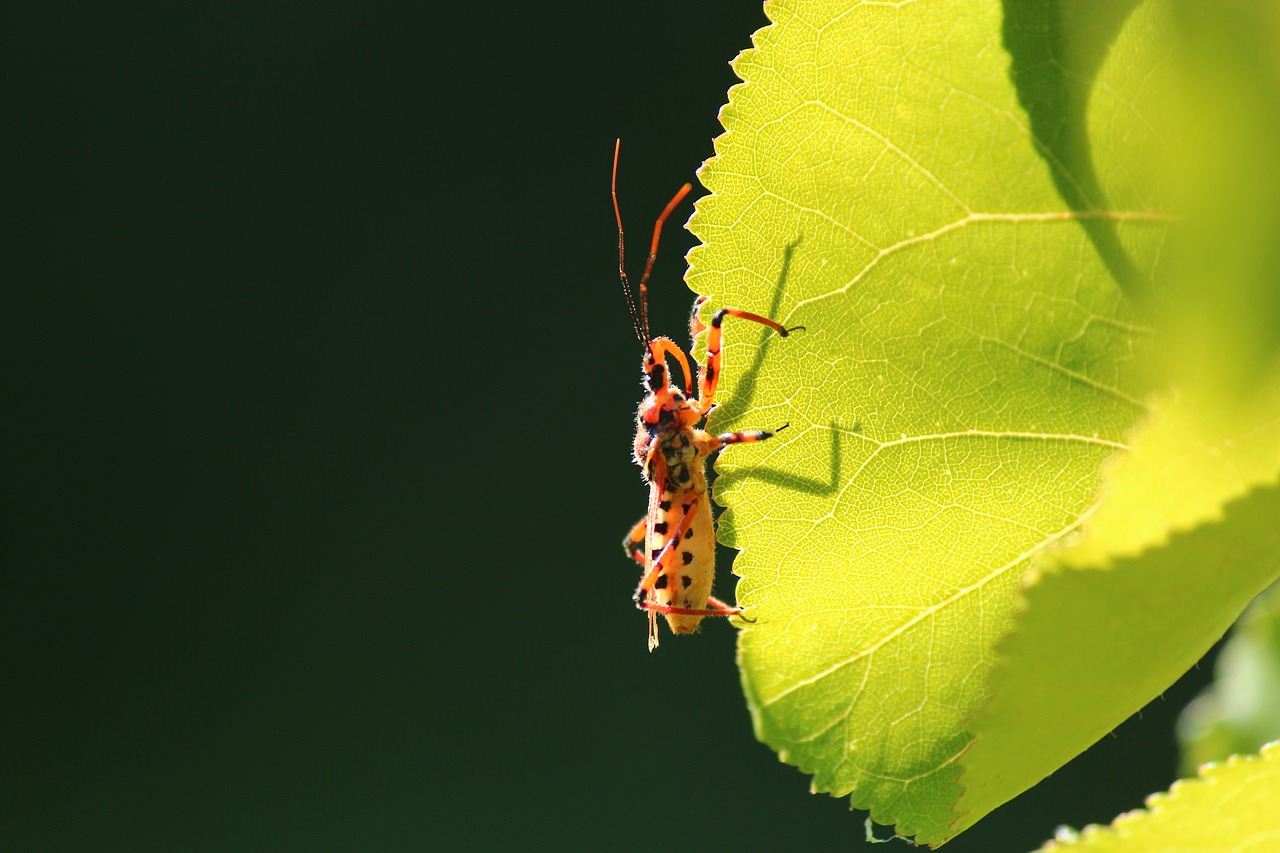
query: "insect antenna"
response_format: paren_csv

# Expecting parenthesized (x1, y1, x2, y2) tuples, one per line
(612, 140, 645, 345)
(612, 139, 692, 347)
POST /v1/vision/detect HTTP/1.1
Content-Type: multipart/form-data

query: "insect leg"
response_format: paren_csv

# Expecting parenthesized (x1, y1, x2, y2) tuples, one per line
(696, 308, 803, 415)
(707, 595, 755, 623)
(705, 596, 740, 614)
(634, 510, 749, 622)
(632, 506, 696, 604)
(622, 517, 647, 566)
(624, 514, 671, 651)
(708, 422, 790, 451)
(641, 601, 745, 619)
(630, 502, 752, 647)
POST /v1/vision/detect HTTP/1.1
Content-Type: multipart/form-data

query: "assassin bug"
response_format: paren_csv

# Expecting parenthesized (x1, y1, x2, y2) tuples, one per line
(613, 140, 801, 651)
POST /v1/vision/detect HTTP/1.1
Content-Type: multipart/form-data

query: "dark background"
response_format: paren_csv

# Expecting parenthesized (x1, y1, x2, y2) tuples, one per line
(3, 3, 1217, 850)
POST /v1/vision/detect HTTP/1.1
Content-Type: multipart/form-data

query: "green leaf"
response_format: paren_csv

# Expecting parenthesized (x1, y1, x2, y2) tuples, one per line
(955, 0, 1280, 835)
(1162, 0, 1280, 388)
(1179, 583, 1280, 776)
(687, 0, 1166, 843)
(687, 0, 1280, 845)
(955, 475, 1280, 837)
(1034, 741, 1280, 851)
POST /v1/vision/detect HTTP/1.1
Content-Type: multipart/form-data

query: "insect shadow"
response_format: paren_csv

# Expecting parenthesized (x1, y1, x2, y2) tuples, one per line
(710, 422, 844, 571)
(713, 421, 845, 498)
(707, 235, 847, 500)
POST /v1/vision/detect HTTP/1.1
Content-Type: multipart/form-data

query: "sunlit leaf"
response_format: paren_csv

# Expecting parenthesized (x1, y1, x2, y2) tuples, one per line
(956, 0, 1280, 835)
(687, 0, 1280, 845)
(956, 474, 1280, 837)
(1036, 741, 1280, 851)
(687, 0, 1165, 843)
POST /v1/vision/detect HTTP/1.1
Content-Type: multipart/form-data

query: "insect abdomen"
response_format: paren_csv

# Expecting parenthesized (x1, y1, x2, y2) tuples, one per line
(649, 483, 717, 634)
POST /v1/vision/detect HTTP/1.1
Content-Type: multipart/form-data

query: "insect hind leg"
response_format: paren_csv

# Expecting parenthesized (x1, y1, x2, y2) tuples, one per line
(637, 599, 744, 653)
(637, 595, 754, 623)
(626, 510, 755, 645)
(640, 600, 745, 620)
(707, 595, 754, 623)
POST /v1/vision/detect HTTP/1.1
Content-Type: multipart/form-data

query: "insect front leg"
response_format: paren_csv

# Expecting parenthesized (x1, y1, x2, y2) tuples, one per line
(695, 308, 803, 416)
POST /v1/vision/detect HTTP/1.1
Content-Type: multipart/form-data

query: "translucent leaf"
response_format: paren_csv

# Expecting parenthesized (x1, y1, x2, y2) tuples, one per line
(1036, 741, 1280, 851)
(956, 474, 1280, 837)
(956, 0, 1280, 835)
(686, 0, 1280, 844)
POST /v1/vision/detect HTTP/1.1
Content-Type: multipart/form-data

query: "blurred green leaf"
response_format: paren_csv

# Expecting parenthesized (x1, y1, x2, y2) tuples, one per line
(687, 0, 1280, 845)
(1164, 0, 1280, 389)
(1035, 741, 1280, 851)
(1178, 584, 1280, 776)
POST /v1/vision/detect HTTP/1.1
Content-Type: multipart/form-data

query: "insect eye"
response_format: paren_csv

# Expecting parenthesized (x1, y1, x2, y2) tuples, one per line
(647, 362, 666, 388)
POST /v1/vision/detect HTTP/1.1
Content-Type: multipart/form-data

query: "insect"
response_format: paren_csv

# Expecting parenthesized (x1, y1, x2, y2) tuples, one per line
(612, 140, 801, 651)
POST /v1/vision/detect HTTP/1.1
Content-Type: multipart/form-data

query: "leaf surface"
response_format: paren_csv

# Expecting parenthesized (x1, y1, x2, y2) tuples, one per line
(956, 0, 1280, 835)
(1036, 741, 1280, 852)
(688, 0, 1280, 844)
(687, 0, 1165, 842)
(956, 475, 1280, 836)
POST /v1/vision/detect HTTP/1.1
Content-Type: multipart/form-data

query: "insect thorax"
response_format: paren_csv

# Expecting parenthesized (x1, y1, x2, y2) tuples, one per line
(657, 427, 704, 492)
(634, 411, 707, 492)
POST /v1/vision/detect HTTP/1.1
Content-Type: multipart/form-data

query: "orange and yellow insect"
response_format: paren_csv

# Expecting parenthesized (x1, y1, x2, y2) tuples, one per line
(612, 140, 800, 651)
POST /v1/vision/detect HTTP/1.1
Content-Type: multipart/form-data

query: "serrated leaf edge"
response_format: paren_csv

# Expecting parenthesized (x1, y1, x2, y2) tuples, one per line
(1039, 740, 1280, 850)
(953, 476, 1280, 839)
